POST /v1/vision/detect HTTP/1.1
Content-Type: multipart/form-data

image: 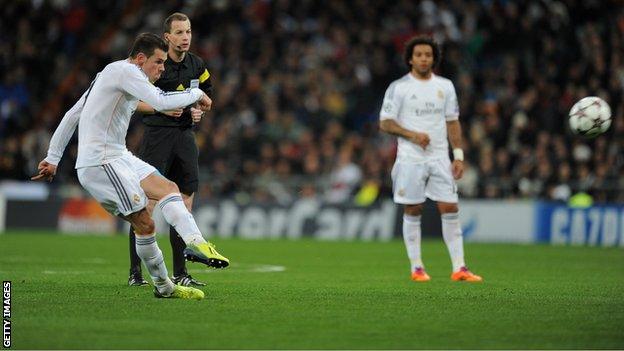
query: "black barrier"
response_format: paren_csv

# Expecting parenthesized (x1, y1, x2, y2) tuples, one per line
(3, 198, 444, 240)
(6, 200, 63, 229)
(191, 198, 442, 240)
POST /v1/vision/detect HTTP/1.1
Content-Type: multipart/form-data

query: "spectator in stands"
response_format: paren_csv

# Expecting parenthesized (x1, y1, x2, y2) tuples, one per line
(2, 0, 622, 203)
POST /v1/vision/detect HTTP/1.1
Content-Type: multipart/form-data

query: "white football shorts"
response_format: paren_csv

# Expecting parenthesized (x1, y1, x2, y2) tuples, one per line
(391, 157, 458, 204)
(77, 153, 157, 216)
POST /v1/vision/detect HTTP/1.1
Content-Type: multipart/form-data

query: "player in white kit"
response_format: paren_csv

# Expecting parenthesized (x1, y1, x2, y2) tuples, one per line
(379, 36, 482, 282)
(32, 33, 229, 299)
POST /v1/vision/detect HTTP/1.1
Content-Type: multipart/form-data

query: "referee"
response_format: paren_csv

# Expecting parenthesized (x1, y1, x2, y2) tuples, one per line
(128, 12, 212, 287)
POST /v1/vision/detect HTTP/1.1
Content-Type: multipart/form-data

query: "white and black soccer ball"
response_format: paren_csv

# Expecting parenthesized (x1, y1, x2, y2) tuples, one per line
(568, 96, 612, 137)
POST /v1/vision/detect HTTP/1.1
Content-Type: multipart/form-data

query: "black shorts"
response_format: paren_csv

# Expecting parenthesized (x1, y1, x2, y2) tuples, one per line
(137, 126, 199, 195)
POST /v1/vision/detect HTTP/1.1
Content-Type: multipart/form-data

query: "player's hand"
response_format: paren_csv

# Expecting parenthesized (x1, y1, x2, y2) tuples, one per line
(190, 107, 204, 123)
(452, 160, 463, 180)
(160, 108, 183, 118)
(31, 160, 57, 182)
(197, 93, 212, 111)
(408, 131, 430, 149)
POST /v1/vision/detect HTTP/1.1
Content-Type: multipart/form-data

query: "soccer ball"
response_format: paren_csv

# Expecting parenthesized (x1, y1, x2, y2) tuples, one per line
(568, 96, 612, 137)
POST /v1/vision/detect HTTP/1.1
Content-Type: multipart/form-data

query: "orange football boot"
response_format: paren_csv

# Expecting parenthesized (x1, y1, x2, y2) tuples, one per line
(451, 266, 483, 282)
(411, 267, 431, 282)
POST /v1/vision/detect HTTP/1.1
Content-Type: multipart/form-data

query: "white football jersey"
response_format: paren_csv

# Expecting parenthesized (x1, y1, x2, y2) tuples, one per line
(380, 73, 459, 163)
(45, 59, 204, 168)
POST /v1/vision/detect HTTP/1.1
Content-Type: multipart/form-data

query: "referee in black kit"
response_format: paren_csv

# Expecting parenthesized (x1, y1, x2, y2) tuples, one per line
(128, 12, 211, 287)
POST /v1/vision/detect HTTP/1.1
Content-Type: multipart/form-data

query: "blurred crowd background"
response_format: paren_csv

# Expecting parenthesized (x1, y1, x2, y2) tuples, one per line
(1, 0, 623, 204)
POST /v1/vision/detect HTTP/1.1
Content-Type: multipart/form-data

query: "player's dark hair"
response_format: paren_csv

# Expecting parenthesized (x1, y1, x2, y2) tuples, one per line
(404, 35, 441, 70)
(164, 12, 189, 33)
(129, 33, 168, 58)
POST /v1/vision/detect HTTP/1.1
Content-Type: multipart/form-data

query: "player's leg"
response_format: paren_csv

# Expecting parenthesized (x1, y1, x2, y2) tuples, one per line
(139, 168, 229, 268)
(436, 201, 464, 271)
(391, 161, 430, 281)
(126, 209, 174, 294)
(427, 158, 482, 282)
(127, 126, 173, 285)
(170, 192, 206, 286)
(128, 199, 158, 286)
(75, 160, 203, 298)
(127, 199, 157, 286)
(128, 230, 148, 286)
(437, 201, 481, 281)
(167, 134, 205, 285)
(403, 203, 430, 282)
(126, 209, 203, 300)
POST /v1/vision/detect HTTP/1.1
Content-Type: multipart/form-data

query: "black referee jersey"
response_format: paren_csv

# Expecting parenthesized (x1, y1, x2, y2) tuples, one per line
(142, 51, 212, 127)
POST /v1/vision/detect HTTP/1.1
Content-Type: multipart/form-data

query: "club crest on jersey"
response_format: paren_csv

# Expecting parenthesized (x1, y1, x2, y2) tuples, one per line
(133, 194, 141, 204)
(383, 103, 392, 113)
(437, 90, 444, 99)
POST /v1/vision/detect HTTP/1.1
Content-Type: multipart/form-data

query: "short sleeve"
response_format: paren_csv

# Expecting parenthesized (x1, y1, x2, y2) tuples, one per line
(380, 82, 402, 120)
(445, 82, 459, 121)
(197, 60, 213, 97)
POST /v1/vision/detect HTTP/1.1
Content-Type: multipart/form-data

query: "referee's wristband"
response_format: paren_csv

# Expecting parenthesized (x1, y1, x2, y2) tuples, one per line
(453, 148, 464, 161)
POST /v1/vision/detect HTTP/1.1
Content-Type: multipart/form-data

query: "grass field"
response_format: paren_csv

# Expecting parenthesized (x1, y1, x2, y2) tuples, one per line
(1, 231, 623, 349)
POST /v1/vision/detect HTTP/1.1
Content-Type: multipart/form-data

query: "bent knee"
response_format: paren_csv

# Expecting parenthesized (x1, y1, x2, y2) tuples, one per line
(164, 180, 179, 194)
(131, 211, 155, 235)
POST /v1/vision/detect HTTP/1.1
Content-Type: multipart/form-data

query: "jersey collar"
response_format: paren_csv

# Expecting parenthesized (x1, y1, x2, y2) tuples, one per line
(408, 72, 435, 82)
(167, 52, 189, 69)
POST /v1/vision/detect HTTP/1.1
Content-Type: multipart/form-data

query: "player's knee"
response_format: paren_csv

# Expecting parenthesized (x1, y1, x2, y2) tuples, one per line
(438, 202, 458, 214)
(132, 212, 155, 235)
(404, 204, 422, 216)
(144, 219, 155, 234)
(165, 180, 179, 194)
(135, 220, 155, 236)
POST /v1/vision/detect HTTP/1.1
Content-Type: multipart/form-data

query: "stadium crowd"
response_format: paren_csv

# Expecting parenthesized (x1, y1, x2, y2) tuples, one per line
(1, 0, 623, 203)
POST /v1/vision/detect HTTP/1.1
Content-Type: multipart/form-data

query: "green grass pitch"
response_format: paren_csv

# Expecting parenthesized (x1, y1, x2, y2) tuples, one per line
(1, 231, 623, 349)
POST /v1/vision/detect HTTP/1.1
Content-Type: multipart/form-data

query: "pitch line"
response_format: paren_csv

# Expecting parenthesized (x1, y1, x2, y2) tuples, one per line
(188, 263, 286, 273)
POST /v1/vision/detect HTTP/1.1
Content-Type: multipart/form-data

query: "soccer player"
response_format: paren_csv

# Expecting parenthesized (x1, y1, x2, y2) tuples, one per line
(127, 13, 212, 287)
(32, 33, 229, 299)
(379, 35, 482, 282)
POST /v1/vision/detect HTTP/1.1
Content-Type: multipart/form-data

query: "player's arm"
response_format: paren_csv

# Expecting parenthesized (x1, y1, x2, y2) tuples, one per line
(378, 82, 429, 148)
(136, 101, 155, 114)
(136, 101, 183, 118)
(121, 65, 208, 112)
(379, 119, 430, 149)
(32, 91, 86, 181)
(446, 120, 464, 180)
(447, 120, 463, 151)
(190, 62, 213, 121)
(445, 83, 463, 179)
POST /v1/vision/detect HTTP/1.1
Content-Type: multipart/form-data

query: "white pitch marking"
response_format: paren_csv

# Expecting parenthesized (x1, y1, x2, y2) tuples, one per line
(188, 263, 286, 274)
(42, 270, 95, 275)
(250, 265, 286, 273)
(2, 257, 107, 264)
(82, 258, 108, 264)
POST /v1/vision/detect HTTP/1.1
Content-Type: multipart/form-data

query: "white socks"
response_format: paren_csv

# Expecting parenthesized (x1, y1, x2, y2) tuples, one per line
(135, 233, 175, 295)
(402, 214, 424, 272)
(158, 193, 206, 246)
(441, 212, 466, 272)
